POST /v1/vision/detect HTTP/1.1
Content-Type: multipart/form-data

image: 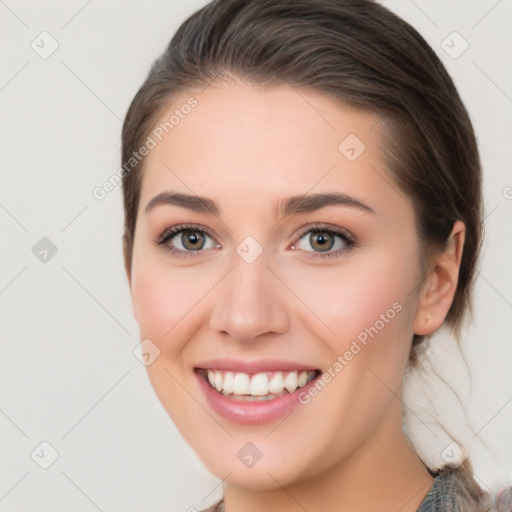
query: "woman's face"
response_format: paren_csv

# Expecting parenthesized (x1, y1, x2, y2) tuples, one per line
(129, 82, 426, 488)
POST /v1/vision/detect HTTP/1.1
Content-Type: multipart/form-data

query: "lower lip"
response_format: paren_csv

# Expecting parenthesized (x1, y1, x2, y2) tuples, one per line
(195, 371, 318, 425)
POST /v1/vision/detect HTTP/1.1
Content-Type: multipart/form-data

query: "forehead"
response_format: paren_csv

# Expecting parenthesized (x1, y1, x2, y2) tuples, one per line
(138, 83, 404, 216)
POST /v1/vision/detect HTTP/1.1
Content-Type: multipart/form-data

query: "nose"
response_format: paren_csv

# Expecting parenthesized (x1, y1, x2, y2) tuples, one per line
(208, 252, 290, 343)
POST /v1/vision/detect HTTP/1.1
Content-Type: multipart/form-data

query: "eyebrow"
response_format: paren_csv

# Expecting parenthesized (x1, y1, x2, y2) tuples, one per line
(144, 191, 375, 217)
(276, 192, 375, 217)
(145, 192, 219, 216)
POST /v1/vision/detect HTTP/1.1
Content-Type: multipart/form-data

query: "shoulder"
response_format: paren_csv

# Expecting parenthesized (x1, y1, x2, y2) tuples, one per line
(417, 468, 510, 512)
(494, 487, 512, 512)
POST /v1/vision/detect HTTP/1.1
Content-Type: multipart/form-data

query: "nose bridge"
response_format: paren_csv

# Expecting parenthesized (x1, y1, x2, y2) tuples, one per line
(209, 248, 289, 342)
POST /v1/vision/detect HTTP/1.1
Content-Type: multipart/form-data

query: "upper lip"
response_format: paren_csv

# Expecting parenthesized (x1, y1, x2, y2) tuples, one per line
(194, 358, 320, 373)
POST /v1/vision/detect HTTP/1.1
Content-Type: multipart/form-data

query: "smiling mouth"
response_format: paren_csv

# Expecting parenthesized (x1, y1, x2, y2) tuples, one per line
(196, 368, 321, 401)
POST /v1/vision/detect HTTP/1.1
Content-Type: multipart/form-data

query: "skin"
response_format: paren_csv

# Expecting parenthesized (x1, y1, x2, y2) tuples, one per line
(126, 79, 465, 512)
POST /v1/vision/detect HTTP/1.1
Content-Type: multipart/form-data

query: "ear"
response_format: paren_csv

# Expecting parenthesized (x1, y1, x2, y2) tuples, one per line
(413, 221, 465, 336)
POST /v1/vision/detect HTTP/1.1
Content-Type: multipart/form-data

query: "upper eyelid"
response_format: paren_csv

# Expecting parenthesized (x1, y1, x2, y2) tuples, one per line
(299, 222, 350, 234)
(157, 223, 217, 243)
(296, 223, 353, 238)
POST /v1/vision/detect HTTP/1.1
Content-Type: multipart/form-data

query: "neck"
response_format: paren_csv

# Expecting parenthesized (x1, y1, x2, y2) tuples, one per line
(223, 401, 433, 512)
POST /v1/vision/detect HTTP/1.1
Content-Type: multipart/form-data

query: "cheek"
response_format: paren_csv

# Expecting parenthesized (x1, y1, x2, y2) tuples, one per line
(284, 253, 419, 449)
(131, 264, 175, 342)
(282, 248, 419, 347)
(131, 256, 209, 352)
(129, 257, 211, 432)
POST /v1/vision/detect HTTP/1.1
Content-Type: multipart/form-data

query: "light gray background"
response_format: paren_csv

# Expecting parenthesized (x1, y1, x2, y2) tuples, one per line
(0, 1, 511, 510)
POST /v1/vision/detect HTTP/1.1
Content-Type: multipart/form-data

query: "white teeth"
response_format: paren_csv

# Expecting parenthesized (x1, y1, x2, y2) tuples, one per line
(284, 371, 298, 393)
(250, 373, 269, 396)
(205, 369, 317, 397)
(268, 372, 284, 394)
(222, 371, 234, 395)
(297, 370, 308, 388)
(232, 372, 251, 395)
(214, 371, 223, 392)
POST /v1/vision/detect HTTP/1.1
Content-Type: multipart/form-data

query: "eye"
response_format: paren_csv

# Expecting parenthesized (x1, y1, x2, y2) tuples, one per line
(292, 225, 355, 259)
(156, 224, 220, 257)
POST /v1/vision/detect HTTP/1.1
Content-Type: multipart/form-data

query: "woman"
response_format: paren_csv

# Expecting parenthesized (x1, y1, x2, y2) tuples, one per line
(121, 0, 509, 510)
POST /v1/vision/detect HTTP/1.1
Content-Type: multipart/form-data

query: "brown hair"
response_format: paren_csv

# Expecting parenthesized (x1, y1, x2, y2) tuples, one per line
(121, 0, 487, 507)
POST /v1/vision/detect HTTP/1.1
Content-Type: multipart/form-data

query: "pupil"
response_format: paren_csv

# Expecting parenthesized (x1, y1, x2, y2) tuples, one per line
(182, 231, 204, 250)
(311, 232, 333, 251)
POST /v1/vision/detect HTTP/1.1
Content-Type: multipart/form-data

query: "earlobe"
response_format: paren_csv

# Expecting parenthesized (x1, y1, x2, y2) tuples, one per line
(413, 221, 465, 336)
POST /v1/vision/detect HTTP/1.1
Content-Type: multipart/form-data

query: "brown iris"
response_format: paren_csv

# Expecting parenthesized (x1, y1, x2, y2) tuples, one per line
(181, 231, 206, 250)
(309, 231, 335, 252)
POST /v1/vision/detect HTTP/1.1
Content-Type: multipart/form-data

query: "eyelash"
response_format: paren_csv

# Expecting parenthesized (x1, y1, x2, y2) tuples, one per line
(296, 224, 356, 259)
(155, 223, 356, 260)
(156, 224, 219, 259)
